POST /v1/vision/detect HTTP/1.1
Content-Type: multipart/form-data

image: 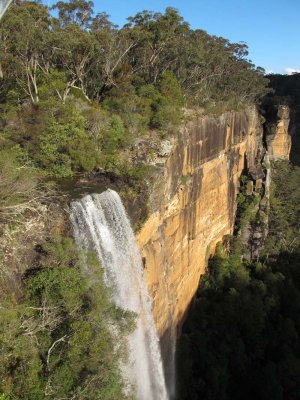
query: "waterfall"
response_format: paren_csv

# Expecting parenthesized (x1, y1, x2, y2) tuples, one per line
(0, 0, 13, 21)
(70, 189, 169, 400)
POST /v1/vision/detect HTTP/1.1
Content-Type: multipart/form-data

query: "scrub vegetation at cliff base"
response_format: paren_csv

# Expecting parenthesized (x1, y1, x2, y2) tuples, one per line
(0, 236, 135, 399)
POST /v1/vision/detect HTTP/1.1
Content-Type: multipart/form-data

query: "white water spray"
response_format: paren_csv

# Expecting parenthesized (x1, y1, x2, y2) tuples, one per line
(0, 0, 13, 21)
(70, 189, 168, 400)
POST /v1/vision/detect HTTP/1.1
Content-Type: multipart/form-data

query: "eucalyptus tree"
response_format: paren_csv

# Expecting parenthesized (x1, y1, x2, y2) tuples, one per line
(52, 0, 94, 27)
(126, 8, 190, 85)
(0, 2, 50, 103)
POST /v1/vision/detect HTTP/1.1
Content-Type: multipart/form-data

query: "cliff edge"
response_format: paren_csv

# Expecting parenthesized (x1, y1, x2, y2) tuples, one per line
(137, 108, 265, 341)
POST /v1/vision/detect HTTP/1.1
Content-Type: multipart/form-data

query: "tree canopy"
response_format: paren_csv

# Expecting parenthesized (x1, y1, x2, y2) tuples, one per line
(0, 1, 269, 108)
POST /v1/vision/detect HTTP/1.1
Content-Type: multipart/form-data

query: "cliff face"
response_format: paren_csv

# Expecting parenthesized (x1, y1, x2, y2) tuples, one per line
(265, 105, 292, 159)
(137, 108, 264, 340)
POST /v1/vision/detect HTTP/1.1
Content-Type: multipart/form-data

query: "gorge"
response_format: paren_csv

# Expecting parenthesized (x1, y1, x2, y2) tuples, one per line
(61, 107, 270, 398)
(1, 2, 300, 399)
(135, 102, 294, 395)
(72, 101, 294, 398)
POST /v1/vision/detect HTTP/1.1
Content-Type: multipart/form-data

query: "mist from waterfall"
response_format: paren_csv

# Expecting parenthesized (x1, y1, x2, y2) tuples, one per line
(70, 189, 168, 400)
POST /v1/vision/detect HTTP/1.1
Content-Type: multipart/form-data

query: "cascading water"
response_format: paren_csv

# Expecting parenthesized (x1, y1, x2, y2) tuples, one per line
(0, 0, 13, 20)
(70, 189, 169, 400)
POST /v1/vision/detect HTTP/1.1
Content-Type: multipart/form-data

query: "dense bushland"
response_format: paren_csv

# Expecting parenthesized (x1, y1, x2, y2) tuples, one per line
(0, 1, 269, 183)
(264, 161, 300, 256)
(177, 247, 300, 400)
(0, 1, 268, 108)
(263, 73, 300, 106)
(0, 236, 134, 400)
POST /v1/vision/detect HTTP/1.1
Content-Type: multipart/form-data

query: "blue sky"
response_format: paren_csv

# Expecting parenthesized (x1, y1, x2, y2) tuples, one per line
(82, 0, 300, 75)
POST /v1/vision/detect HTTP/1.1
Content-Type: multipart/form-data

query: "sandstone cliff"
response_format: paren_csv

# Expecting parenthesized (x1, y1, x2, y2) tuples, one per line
(137, 108, 264, 345)
(265, 105, 292, 159)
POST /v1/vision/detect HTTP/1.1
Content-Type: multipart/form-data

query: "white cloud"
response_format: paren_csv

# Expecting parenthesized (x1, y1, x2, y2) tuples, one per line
(284, 67, 300, 75)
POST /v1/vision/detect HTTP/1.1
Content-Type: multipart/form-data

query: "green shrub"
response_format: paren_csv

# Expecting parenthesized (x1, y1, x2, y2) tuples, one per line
(150, 72, 184, 131)
(38, 102, 98, 177)
(103, 83, 152, 135)
(0, 144, 38, 223)
(102, 115, 126, 153)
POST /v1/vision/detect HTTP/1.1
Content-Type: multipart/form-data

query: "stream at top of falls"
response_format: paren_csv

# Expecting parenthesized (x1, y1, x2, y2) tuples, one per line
(70, 189, 169, 400)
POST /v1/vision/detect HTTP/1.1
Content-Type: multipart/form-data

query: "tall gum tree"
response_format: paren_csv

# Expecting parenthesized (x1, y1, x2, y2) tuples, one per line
(0, 3, 50, 103)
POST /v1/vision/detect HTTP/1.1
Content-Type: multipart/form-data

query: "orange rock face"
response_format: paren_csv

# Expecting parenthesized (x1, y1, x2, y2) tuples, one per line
(267, 105, 291, 159)
(137, 109, 263, 340)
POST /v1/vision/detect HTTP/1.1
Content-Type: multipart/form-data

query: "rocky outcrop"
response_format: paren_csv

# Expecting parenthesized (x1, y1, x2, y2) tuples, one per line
(239, 151, 270, 261)
(265, 105, 292, 159)
(137, 108, 264, 343)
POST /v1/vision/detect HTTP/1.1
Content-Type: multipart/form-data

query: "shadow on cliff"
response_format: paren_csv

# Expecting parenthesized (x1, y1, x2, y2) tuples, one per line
(262, 73, 300, 166)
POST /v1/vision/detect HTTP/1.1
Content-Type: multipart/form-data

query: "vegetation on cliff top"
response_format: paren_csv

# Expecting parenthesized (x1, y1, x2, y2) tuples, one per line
(264, 73, 300, 106)
(0, 0, 271, 231)
(0, 1, 269, 185)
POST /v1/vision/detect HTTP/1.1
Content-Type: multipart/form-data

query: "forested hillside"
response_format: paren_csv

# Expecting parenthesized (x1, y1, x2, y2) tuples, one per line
(0, 1, 268, 181)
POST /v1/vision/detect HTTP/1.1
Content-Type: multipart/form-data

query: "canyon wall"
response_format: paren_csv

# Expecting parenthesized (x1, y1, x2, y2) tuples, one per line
(265, 105, 292, 160)
(137, 108, 265, 342)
